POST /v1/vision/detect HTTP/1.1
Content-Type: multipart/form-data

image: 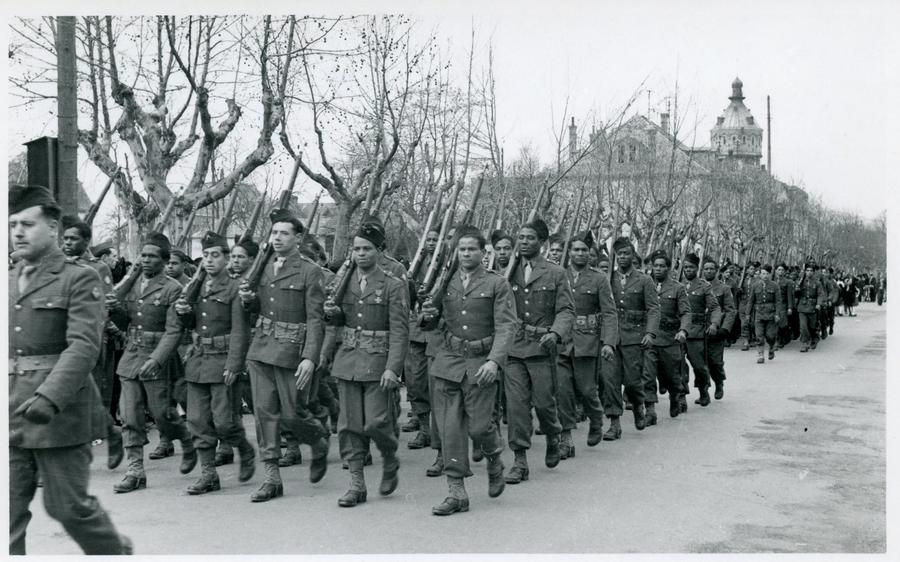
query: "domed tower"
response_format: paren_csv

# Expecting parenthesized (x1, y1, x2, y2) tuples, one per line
(710, 77, 763, 166)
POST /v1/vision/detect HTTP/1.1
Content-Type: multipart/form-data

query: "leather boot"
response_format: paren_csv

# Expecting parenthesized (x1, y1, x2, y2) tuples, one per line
(237, 439, 256, 483)
(338, 459, 367, 507)
(114, 447, 147, 493)
(379, 453, 399, 496)
(768, 344, 775, 360)
(433, 476, 469, 516)
(472, 442, 484, 462)
(800, 344, 809, 352)
(633, 403, 647, 431)
(148, 437, 174, 459)
(586, 420, 604, 447)
(426, 451, 444, 477)
(179, 438, 197, 474)
(669, 396, 680, 418)
(187, 449, 221, 495)
(679, 394, 689, 413)
(400, 415, 420, 433)
(250, 460, 283, 502)
(645, 403, 657, 426)
(279, 442, 302, 467)
(757, 348, 765, 364)
(545, 433, 561, 468)
(741, 340, 750, 351)
(505, 450, 529, 484)
(714, 382, 724, 400)
(695, 387, 711, 407)
(107, 425, 124, 470)
(309, 437, 329, 484)
(602, 416, 622, 440)
(408, 414, 431, 449)
(214, 440, 234, 466)
(559, 430, 574, 460)
(485, 452, 505, 498)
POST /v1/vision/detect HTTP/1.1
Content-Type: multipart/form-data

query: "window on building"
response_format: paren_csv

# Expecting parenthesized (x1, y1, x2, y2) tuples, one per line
(618, 145, 626, 163)
(629, 144, 637, 162)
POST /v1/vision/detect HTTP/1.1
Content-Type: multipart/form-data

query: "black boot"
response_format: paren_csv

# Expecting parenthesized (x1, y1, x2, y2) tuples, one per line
(644, 403, 657, 426)
(545, 433, 561, 468)
(485, 452, 505, 498)
(179, 439, 197, 474)
(107, 425, 124, 470)
(714, 382, 724, 400)
(148, 438, 174, 459)
(505, 450, 529, 484)
(586, 420, 604, 447)
(237, 439, 256, 483)
(633, 403, 647, 431)
(379, 453, 399, 496)
(187, 449, 220, 495)
(426, 451, 444, 477)
(214, 441, 234, 466)
(113, 447, 147, 493)
(602, 416, 622, 440)
(408, 414, 431, 449)
(309, 437, 329, 484)
(250, 460, 283, 502)
(695, 387, 711, 407)
(669, 396, 680, 418)
(338, 459, 367, 507)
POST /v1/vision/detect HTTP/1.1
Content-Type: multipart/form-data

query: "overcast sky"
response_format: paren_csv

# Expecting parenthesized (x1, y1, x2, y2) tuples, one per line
(4, 0, 898, 220)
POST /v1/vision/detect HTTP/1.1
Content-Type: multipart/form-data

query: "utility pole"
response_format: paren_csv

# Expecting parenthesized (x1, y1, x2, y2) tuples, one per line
(767, 95, 772, 176)
(55, 16, 79, 215)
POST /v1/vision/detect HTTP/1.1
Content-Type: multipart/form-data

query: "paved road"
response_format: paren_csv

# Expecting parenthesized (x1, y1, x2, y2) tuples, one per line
(24, 304, 886, 554)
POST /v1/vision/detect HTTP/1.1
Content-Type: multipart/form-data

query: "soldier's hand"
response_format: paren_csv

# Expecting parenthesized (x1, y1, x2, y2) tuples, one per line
(674, 330, 687, 344)
(775, 315, 781, 323)
(104, 292, 121, 310)
(641, 333, 656, 348)
(380, 369, 400, 392)
(706, 325, 718, 337)
(787, 308, 793, 315)
(174, 298, 192, 315)
(238, 281, 255, 303)
(420, 303, 439, 319)
(137, 358, 161, 378)
(14, 395, 58, 425)
(600, 344, 615, 362)
(815, 304, 821, 310)
(539, 333, 558, 355)
(323, 301, 341, 319)
(474, 360, 499, 386)
(294, 359, 315, 390)
(223, 369, 237, 386)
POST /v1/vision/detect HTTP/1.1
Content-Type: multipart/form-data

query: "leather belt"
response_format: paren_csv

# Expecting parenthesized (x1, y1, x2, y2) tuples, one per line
(442, 332, 493, 357)
(9, 354, 60, 374)
(126, 327, 165, 348)
(191, 334, 230, 355)
(341, 327, 389, 352)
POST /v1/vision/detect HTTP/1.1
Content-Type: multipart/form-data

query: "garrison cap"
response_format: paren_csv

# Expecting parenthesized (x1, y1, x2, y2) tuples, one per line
(355, 214, 386, 249)
(569, 230, 595, 249)
(92, 240, 114, 257)
(521, 217, 549, 241)
(684, 252, 700, 266)
(143, 231, 171, 253)
(702, 255, 718, 266)
(649, 249, 671, 267)
(760, 264, 773, 273)
(612, 236, 634, 253)
(269, 208, 306, 234)
(201, 231, 229, 251)
(235, 237, 260, 258)
(548, 232, 565, 245)
(9, 185, 59, 216)
(490, 229, 512, 247)
(455, 224, 483, 242)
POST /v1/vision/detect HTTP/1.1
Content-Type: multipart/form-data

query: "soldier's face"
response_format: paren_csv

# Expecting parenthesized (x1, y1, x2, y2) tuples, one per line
(229, 246, 252, 275)
(495, 239, 513, 266)
(165, 256, 185, 278)
(703, 262, 718, 281)
(598, 259, 610, 275)
(140, 245, 165, 276)
(547, 242, 564, 264)
(747, 266, 756, 277)
(652, 258, 670, 282)
(203, 247, 229, 276)
(775, 265, 786, 278)
(425, 231, 439, 253)
(270, 222, 300, 255)
(352, 237, 378, 270)
(683, 262, 698, 280)
(615, 247, 633, 271)
(9, 206, 58, 262)
(569, 241, 589, 267)
(588, 247, 600, 267)
(457, 237, 483, 271)
(517, 228, 541, 258)
(62, 227, 89, 257)
(759, 269, 771, 281)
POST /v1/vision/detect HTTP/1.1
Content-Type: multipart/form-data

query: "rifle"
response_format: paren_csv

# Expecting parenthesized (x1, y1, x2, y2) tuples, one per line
(418, 177, 466, 296)
(244, 156, 303, 291)
(505, 173, 551, 282)
(306, 190, 323, 237)
(84, 171, 118, 227)
(112, 196, 179, 299)
(181, 189, 241, 303)
(407, 189, 444, 282)
(239, 187, 267, 244)
(174, 204, 200, 249)
(552, 198, 571, 236)
(560, 181, 586, 269)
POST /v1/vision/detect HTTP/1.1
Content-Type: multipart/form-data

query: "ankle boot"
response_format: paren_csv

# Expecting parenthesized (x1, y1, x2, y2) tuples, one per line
(669, 396, 680, 418)
(379, 453, 399, 496)
(279, 442, 302, 467)
(237, 439, 256, 483)
(107, 425, 124, 470)
(250, 460, 283, 502)
(559, 430, 575, 460)
(426, 451, 444, 477)
(587, 419, 604, 447)
(180, 438, 197, 474)
(757, 348, 765, 364)
(339, 459, 367, 507)
(149, 436, 174, 459)
(768, 344, 775, 360)
(714, 381, 724, 400)
(309, 437, 329, 483)
(400, 415, 420, 432)
(408, 414, 431, 449)
(633, 403, 647, 430)
(214, 440, 234, 466)
(485, 451, 505, 498)
(645, 403, 658, 426)
(505, 450, 529, 484)
(545, 433, 561, 468)
(695, 387, 711, 406)
(603, 416, 622, 440)
(114, 447, 147, 493)
(187, 449, 221, 495)
(433, 476, 469, 515)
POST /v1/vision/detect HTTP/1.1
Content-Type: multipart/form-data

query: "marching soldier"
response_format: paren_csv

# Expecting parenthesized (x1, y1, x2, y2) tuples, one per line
(490, 230, 514, 274)
(112, 231, 197, 493)
(238, 209, 330, 502)
(681, 253, 721, 407)
(647, 249, 691, 417)
(702, 256, 736, 399)
(738, 262, 758, 351)
(9, 185, 132, 555)
(546, 233, 565, 265)
(166, 249, 193, 285)
(602, 237, 659, 439)
(174, 232, 257, 494)
(555, 231, 618, 455)
(747, 265, 786, 363)
(504, 218, 574, 484)
(820, 268, 838, 340)
(774, 264, 795, 349)
(323, 217, 409, 507)
(796, 261, 826, 352)
(419, 225, 516, 514)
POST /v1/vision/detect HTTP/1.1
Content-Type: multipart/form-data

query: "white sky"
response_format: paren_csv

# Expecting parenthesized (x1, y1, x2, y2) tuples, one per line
(3, 0, 899, 221)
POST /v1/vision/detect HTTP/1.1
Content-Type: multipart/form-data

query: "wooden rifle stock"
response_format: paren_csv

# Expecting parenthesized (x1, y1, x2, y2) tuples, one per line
(84, 172, 117, 227)
(240, 188, 267, 244)
(182, 190, 241, 303)
(407, 189, 444, 281)
(419, 178, 465, 296)
(560, 182, 586, 269)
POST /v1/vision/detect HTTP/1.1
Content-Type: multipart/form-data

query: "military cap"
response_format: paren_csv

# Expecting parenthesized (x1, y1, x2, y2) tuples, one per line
(92, 240, 114, 257)
(702, 255, 718, 266)
(9, 185, 60, 216)
(143, 231, 171, 253)
(201, 231, 229, 251)
(455, 224, 484, 243)
(597, 252, 610, 264)
(649, 249, 671, 267)
(684, 252, 700, 266)
(521, 217, 549, 241)
(235, 237, 260, 258)
(269, 208, 306, 234)
(61, 215, 92, 239)
(355, 214, 386, 249)
(490, 229, 512, 247)
(171, 249, 191, 263)
(548, 232, 565, 245)
(760, 264, 773, 273)
(570, 230, 595, 249)
(612, 236, 634, 253)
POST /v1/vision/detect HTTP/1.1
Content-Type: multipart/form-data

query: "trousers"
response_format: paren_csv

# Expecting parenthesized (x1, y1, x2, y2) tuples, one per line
(556, 355, 604, 429)
(755, 318, 778, 346)
(505, 356, 562, 451)
(684, 339, 711, 391)
(119, 377, 192, 448)
(706, 336, 727, 385)
(187, 381, 248, 450)
(9, 444, 124, 555)
(404, 341, 431, 417)
(601, 344, 647, 416)
(799, 311, 819, 344)
(432, 375, 502, 478)
(337, 379, 399, 463)
(646, 344, 683, 397)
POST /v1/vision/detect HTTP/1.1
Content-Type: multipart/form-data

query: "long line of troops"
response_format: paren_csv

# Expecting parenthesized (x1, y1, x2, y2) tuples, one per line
(10, 184, 843, 555)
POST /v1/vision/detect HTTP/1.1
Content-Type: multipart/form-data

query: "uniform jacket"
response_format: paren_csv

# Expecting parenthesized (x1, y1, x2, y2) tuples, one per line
(795, 273, 827, 313)
(180, 273, 250, 383)
(610, 267, 660, 346)
(507, 254, 575, 359)
(245, 249, 326, 370)
(747, 279, 786, 321)
(330, 266, 409, 381)
(9, 249, 106, 448)
(823, 276, 840, 306)
(708, 278, 737, 335)
(117, 272, 185, 380)
(319, 266, 340, 366)
(427, 266, 517, 382)
(562, 266, 618, 356)
(776, 276, 796, 312)
(78, 254, 114, 291)
(683, 277, 722, 339)
(653, 277, 691, 347)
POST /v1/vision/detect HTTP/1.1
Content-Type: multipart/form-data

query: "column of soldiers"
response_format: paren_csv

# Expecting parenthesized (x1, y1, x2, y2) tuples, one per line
(9, 183, 853, 554)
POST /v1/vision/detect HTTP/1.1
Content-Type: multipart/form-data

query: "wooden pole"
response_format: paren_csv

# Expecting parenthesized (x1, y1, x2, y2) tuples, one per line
(55, 16, 79, 216)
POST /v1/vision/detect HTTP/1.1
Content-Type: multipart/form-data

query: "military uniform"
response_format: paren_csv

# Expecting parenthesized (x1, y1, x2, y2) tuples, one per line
(404, 252, 434, 447)
(330, 266, 409, 504)
(647, 277, 691, 416)
(556, 265, 618, 446)
(775, 275, 796, 347)
(9, 240, 128, 554)
(705, 276, 736, 393)
(682, 276, 721, 399)
(747, 277, 786, 361)
(738, 274, 757, 348)
(74, 253, 116, 411)
(796, 273, 826, 351)
(505, 254, 574, 475)
(820, 275, 838, 339)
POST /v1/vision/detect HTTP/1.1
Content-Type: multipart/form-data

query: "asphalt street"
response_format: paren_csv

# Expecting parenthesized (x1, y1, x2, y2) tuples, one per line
(22, 303, 886, 555)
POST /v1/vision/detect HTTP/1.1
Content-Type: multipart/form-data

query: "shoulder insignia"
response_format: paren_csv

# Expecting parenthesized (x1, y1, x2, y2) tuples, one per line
(92, 286, 102, 300)
(299, 253, 318, 266)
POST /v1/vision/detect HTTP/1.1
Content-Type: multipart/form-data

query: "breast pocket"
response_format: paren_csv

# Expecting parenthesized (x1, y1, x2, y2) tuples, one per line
(624, 287, 645, 310)
(31, 295, 68, 345)
(280, 284, 307, 314)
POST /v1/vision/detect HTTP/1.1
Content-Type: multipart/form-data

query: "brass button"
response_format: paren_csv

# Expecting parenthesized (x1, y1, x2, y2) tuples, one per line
(14, 326, 22, 332)
(462, 325, 468, 330)
(461, 311, 467, 315)
(137, 312, 142, 316)
(15, 304, 22, 310)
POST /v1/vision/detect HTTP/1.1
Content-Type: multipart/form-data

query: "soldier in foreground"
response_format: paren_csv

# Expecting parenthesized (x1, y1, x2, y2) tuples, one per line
(174, 232, 256, 494)
(702, 256, 736, 399)
(238, 209, 330, 502)
(555, 231, 617, 455)
(9, 185, 132, 554)
(648, 250, 691, 417)
(747, 265, 785, 363)
(324, 218, 409, 507)
(774, 264, 795, 349)
(504, 218, 574, 484)
(681, 253, 721, 407)
(796, 261, 826, 352)
(419, 226, 515, 514)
